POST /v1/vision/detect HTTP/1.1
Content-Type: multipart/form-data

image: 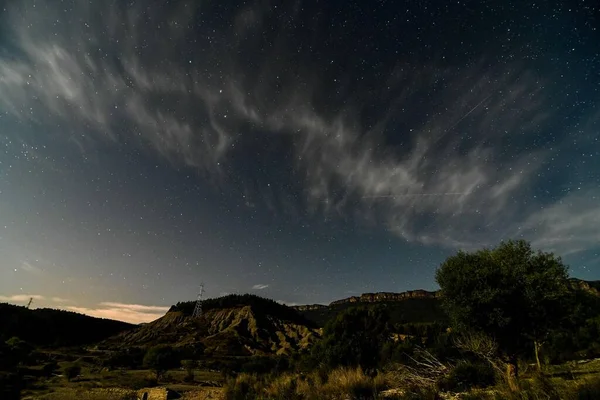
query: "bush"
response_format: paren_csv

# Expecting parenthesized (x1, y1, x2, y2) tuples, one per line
(119, 375, 158, 390)
(322, 367, 388, 399)
(42, 361, 59, 377)
(501, 372, 570, 400)
(63, 363, 81, 382)
(264, 374, 303, 400)
(182, 359, 196, 382)
(378, 385, 440, 400)
(577, 377, 600, 399)
(0, 372, 20, 400)
(223, 373, 262, 400)
(143, 345, 177, 380)
(438, 361, 495, 392)
(311, 306, 391, 370)
(103, 348, 145, 370)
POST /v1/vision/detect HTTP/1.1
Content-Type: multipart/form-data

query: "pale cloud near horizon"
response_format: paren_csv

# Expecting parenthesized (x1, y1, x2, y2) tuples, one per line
(51, 297, 69, 303)
(252, 284, 269, 290)
(0, 0, 597, 255)
(0, 294, 168, 324)
(0, 294, 45, 303)
(0, 294, 68, 304)
(65, 303, 170, 324)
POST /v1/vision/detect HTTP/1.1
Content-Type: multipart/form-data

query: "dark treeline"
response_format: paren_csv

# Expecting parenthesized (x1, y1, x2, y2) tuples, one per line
(0, 303, 133, 347)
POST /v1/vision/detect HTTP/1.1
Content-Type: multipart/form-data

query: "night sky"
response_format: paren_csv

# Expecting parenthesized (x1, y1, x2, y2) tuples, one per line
(1, 0, 599, 323)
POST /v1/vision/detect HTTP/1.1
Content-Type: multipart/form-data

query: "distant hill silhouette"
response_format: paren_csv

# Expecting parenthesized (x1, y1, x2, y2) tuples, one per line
(0, 303, 133, 347)
(296, 297, 447, 327)
(294, 279, 600, 327)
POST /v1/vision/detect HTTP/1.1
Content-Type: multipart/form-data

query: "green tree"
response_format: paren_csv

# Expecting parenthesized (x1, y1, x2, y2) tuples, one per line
(42, 361, 59, 378)
(181, 359, 196, 382)
(435, 240, 571, 391)
(63, 363, 81, 382)
(4, 337, 33, 365)
(143, 345, 176, 380)
(311, 306, 390, 370)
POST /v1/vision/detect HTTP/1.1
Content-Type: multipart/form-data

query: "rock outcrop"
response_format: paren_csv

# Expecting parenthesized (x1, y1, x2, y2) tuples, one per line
(570, 278, 600, 297)
(329, 289, 440, 307)
(291, 304, 327, 312)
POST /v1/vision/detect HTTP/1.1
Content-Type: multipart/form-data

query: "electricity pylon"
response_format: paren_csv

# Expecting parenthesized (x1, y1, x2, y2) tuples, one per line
(192, 283, 204, 318)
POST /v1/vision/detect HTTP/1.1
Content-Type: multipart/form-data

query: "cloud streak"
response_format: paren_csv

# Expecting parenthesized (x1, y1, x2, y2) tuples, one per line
(252, 284, 269, 290)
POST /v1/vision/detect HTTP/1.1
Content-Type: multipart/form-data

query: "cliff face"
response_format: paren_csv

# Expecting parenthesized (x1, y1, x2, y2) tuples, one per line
(329, 289, 440, 307)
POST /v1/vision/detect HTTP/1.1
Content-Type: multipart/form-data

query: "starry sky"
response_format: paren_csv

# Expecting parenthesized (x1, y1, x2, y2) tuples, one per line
(0, 0, 599, 323)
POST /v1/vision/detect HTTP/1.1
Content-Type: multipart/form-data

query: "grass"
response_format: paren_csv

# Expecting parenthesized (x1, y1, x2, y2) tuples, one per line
(224, 367, 390, 400)
(19, 365, 224, 400)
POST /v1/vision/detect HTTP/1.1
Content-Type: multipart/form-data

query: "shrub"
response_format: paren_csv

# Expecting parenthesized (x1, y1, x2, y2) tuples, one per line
(388, 386, 440, 400)
(264, 374, 303, 400)
(181, 359, 196, 382)
(4, 337, 33, 364)
(142, 345, 177, 380)
(438, 360, 495, 392)
(0, 372, 20, 400)
(312, 306, 391, 370)
(63, 363, 81, 382)
(322, 367, 388, 399)
(240, 356, 279, 374)
(103, 348, 145, 369)
(502, 372, 570, 400)
(119, 375, 158, 390)
(576, 377, 600, 400)
(223, 373, 262, 400)
(42, 361, 59, 377)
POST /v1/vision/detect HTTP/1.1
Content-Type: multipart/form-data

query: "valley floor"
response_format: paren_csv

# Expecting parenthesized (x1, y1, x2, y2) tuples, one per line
(18, 358, 600, 400)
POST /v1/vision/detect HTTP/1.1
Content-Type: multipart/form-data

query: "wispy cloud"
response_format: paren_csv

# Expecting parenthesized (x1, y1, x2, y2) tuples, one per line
(51, 297, 69, 303)
(252, 284, 269, 290)
(19, 261, 43, 275)
(0, 0, 596, 255)
(520, 190, 600, 255)
(65, 302, 169, 324)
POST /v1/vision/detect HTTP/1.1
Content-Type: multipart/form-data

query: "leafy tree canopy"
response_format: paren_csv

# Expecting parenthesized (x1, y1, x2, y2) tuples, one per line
(435, 239, 571, 361)
(143, 345, 177, 380)
(311, 306, 391, 370)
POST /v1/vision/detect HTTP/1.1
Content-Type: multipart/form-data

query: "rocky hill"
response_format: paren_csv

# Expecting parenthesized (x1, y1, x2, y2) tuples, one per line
(103, 294, 319, 356)
(100, 279, 600, 353)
